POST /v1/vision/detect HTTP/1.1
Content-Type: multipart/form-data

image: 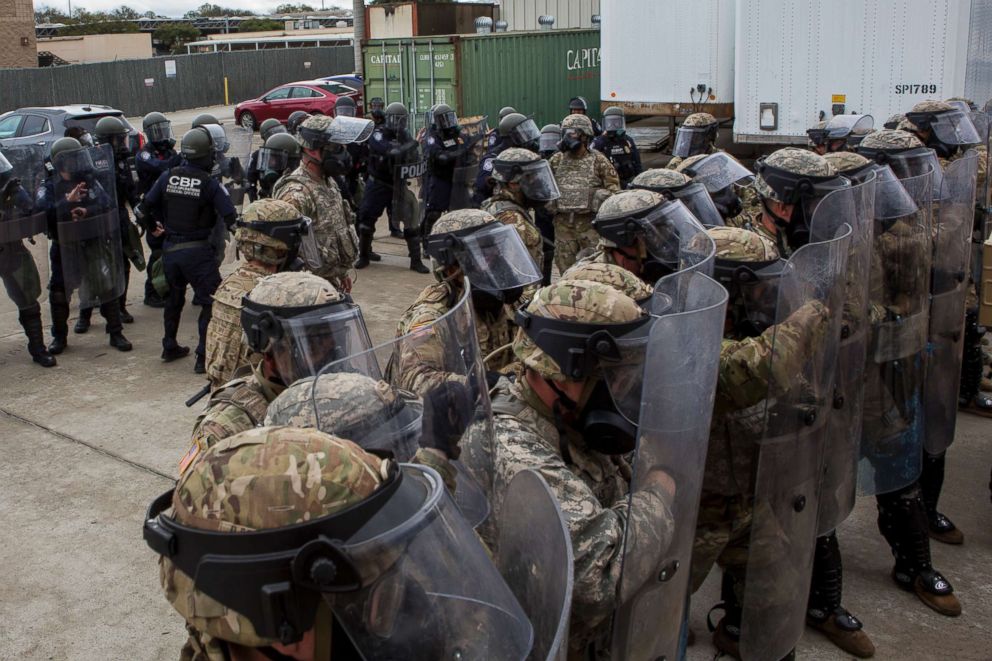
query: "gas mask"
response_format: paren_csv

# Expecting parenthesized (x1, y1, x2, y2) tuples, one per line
(578, 380, 638, 454)
(321, 144, 352, 178)
(560, 130, 584, 153)
(711, 185, 743, 219)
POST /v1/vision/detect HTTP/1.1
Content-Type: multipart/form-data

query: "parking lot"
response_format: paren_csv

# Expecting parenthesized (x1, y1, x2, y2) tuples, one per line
(0, 105, 991, 660)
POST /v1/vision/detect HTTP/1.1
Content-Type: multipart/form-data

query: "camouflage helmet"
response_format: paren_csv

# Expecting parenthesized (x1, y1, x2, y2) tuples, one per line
(561, 113, 594, 137)
(673, 153, 709, 174)
(561, 261, 654, 302)
(806, 119, 829, 147)
(258, 118, 284, 142)
(430, 208, 495, 237)
(883, 113, 906, 130)
(264, 373, 423, 460)
(491, 147, 541, 183)
(297, 114, 335, 150)
(683, 112, 717, 128)
(513, 280, 646, 381)
(247, 271, 344, 308)
(753, 147, 835, 202)
(191, 113, 219, 128)
(858, 128, 923, 152)
(595, 188, 666, 225)
(630, 168, 691, 193)
(159, 425, 388, 649)
(946, 97, 977, 112)
(707, 226, 779, 262)
(235, 199, 299, 266)
(823, 150, 871, 174)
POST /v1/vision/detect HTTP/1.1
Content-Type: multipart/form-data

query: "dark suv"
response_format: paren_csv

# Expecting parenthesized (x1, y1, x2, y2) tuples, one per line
(0, 104, 141, 151)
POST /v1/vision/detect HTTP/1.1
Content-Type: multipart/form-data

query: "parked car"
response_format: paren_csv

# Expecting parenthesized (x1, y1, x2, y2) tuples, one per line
(0, 104, 141, 152)
(234, 80, 362, 131)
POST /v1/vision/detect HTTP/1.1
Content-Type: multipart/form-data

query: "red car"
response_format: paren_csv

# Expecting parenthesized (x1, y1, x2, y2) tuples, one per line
(234, 80, 361, 131)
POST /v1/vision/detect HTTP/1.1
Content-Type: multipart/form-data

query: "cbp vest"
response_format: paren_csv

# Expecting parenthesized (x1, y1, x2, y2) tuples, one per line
(603, 136, 636, 180)
(162, 165, 215, 236)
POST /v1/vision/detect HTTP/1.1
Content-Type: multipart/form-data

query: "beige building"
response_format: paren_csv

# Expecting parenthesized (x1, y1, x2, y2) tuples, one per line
(0, 0, 38, 68)
(36, 33, 153, 64)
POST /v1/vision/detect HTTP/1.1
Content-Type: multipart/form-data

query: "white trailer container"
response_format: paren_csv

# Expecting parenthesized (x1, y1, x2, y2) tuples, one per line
(734, 0, 976, 144)
(600, 0, 736, 118)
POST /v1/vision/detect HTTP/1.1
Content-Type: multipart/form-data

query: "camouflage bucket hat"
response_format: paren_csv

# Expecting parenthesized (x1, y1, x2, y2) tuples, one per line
(560, 113, 594, 137)
(160, 425, 388, 648)
(235, 199, 300, 258)
(561, 261, 654, 302)
(247, 271, 345, 307)
(513, 279, 645, 380)
(630, 168, 691, 192)
(753, 147, 835, 202)
(264, 373, 423, 460)
(823, 150, 871, 174)
(706, 226, 779, 261)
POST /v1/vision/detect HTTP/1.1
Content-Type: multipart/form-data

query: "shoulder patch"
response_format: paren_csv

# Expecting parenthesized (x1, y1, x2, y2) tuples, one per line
(178, 441, 201, 476)
(139, 151, 152, 161)
(482, 159, 494, 172)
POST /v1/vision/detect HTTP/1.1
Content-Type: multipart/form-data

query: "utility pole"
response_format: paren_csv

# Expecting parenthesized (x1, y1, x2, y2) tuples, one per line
(352, 0, 364, 75)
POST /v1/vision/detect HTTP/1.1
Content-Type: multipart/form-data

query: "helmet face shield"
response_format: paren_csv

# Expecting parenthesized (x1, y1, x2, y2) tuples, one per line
(754, 160, 851, 205)
(385, 113, 407, 132)
(435, 110, 459, 131)
(603, 114, 625, 133)
(146, 121, 173, 144)
(539, 131, 561, 153)
(510, 118, 541, 147)
(671, 181, 724, 227)
(714, 257, 789, 335)
(672, 125, 714, 158)
(428, 223, 541, 295)
(53, 148, 95, 175)
(825, 114, 874, 139)
(204, 124, 229, 154)
(241, 300, 372, 385)
(683, 152, 753, 193)
(927, 109, 981, 145)
(872, 165, 920, 220)
(517, 159, 561, 201)
(257, 147, 290, 173)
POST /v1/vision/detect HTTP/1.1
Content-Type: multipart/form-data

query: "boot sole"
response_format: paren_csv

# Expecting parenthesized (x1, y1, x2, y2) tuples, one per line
(929, 529, 964, 545)
(807, 619, 875, 658)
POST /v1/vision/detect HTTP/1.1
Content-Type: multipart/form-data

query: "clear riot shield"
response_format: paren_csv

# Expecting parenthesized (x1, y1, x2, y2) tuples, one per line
(54, 143, 125, 309)
(0, 145, 49, 314)
(610, 268, 728, 661)
(497, 469, 573, 661)
(811, 176, 877, 535)
(393, 145, 426, 232)
(450, 116, 488, 210)
(739, 223, 852, 661)
(923, 151, 979, 453)
(315, 284, 495, 529)
(858, 169, 934, 495)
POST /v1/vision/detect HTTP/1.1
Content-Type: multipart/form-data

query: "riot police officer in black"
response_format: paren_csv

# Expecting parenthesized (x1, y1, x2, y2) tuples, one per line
(591, 106, 642, 188)
(135, 112, 181, 309)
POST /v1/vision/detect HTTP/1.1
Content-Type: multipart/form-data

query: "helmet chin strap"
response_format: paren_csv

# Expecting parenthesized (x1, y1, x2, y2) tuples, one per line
(760, 198, 791, 256)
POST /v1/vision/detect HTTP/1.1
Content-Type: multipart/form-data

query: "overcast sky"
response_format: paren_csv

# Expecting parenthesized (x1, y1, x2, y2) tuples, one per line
(46, 0, 352, 18)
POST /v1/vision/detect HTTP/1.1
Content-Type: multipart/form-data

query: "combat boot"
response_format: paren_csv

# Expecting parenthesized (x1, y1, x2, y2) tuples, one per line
(708, 572, 742, 659)
(161, 345, 190, 362)
(921, 451, 964, 545)
(405, 229, 430, 274)
(807, 532, 875, 658)
(355, 231, 373, 269)
(19, 304, 56, 367)
(958, 309, 992, 417)
(74, 307, 92, 334)
(194, 353, 206, 374)
(878, 485, 961, 617)
(48, 289, 70, 354)
(101, 302, 132, 352)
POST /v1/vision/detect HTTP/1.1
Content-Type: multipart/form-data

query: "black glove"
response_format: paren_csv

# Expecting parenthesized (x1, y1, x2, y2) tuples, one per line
(420, 381, 475, 460)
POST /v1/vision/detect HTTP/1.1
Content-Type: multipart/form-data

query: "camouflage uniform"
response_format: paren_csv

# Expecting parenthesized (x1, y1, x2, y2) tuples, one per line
(667, 112, 719, 170)
(549, 115, 620, 273)
(563, 259, 654, 302)
(482, 188, 545, 270)
(272, 116, 358, 289)
(467, 281, 674, 658)
(160, 426, 389, 659)
(204, 199, 300, 390)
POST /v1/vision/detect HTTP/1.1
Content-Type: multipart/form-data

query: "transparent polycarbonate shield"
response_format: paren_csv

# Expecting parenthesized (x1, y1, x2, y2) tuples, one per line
(453, 223, 541, 294)
(809, 176, 877, 534)
(539, 129, 561, 154)
(328, 115, 375, 144)
(671, 125, 710, 158)
(825, 114, 874, 139)
(393, 149, 426, 232)
(930, 109, 981, 146)
(682, 152, 753, 193)
(221, 125, 253, 203)
(610, 270, 727, 661)
(858, 169, 934, 496)
(320, 285, 496, 528)
(739, 224, 851, 661)
(322, 464, 533, 660)
(54, 143, 125, 308)
(924, 151, 979, 453)
(671, 181, 724, 227)
(450, 116, 488, 210)
(497, 469, 573, 661)
(636, 199, 715, 287)
(885, 149, 944, 198)
(0, 145, 49, 313)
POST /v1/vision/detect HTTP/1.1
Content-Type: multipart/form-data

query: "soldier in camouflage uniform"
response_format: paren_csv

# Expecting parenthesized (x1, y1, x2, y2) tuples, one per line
(561, 261, 653, 303)
(147, 422, 509, 660)
(856, 128, 964, 617)
(482, 147, 559, 276)
(468, 279, 674, 658)
(667, 112, 720, 170)
(273, 115, 360, 293)
(727, 147, 848, 257)
(549, 114, 620, 273)
(676, 152, 757, 224)
(691, 226, 835, 658)
(203, 199, 309, 391)
(184, 272, 368, 469)
(389, 209, 542, 394)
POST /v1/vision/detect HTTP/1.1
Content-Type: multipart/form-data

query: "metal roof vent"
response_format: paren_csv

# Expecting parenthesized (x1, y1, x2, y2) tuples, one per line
(538, 15, 555, 30)
(475, 16, 494, 34)
(495, 20, 508, 32)
(591, 14, 601, 28)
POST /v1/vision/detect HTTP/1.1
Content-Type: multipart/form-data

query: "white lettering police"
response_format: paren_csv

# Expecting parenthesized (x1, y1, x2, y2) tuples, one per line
(166, 175, 203, 197)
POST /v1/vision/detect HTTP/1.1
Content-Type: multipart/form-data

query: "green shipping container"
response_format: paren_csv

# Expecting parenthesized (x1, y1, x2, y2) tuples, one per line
(363, 29, 601, 134)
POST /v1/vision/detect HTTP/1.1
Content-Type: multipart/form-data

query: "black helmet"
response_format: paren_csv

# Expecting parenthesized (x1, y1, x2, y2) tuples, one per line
(384, 102, 408, 132)
(369, 97, 386, 121)
(287, 111, 311, 135)
(181, 127, 214, 161)
(498, 113, 541, 150)
(335, 96, 357, 118)
(191, 113, 220, 129)
(143, 111, 173, 145)
(94, 116, 130, 152)
(569, 96, 589, 113)
(50, 136, 89, 173)
(432, 103, 459, 132)
(259, 118, 285, 142)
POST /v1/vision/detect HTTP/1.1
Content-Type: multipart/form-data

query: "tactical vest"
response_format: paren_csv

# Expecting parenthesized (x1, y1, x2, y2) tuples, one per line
(602, 136, 637, 180)
(209, 377, 271, 428)
(205, 264, 267, 389)
(162, 165, 215, 237)
(553, 152, 599, 213)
